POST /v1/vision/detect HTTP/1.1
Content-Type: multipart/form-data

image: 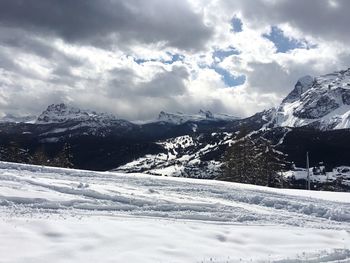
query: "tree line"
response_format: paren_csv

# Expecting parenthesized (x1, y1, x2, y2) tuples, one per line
(218, 128, 289, 188)
(0, 142, 73, 168)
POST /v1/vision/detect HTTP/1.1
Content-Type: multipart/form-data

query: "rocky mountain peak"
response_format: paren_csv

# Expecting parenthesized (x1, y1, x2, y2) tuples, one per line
(157, 111, 192, 124)
(274, 68, 350, 130)
(198, 109, 214, 119)
(36, 103, 118, 124)
(282, 75, 315, 103)
(157, 110, 237, 125)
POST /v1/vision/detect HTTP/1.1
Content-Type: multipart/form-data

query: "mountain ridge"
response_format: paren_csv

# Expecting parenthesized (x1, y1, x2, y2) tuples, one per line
(1, 68, 350, 184)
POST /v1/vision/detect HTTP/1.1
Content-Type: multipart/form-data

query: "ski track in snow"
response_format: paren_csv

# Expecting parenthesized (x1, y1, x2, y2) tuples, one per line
(1, 162, 350, 228)
(1, 161, 350, 262)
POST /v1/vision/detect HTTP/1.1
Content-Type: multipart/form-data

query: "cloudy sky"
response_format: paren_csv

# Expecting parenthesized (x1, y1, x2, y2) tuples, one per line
(0, 0, 350, 120)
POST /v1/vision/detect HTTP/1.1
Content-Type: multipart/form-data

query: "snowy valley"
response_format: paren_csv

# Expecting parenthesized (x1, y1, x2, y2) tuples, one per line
(1, 68, 350, 190)
(1, 70, 350, 262)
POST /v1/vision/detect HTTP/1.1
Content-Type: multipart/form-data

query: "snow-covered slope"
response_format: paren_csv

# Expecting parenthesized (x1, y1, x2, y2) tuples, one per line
(157, 110, 239, 124)
(116, 132, 234, 178)
(273, 68, 350, 130)
(115, 110, 276, 177)
(0, 162, 350, 262)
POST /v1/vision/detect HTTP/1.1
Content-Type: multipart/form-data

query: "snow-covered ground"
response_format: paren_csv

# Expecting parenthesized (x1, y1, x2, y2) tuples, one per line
(284, 166, 350, 187)
(1, 161, 350, 262)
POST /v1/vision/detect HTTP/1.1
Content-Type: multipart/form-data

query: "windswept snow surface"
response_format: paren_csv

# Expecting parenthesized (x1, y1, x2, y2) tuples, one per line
(0, 162, 350, 262)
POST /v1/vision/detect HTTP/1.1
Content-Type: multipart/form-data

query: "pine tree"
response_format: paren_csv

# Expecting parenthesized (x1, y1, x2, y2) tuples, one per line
(30, 146, 50, 165)
(30, 143, 73, 168)
(2, 141, 30, 163)
(50, 143, 74, 168)
(220, 135, 289, 187)
(254, 138, 288, 187)
(220, 136, 257, 184)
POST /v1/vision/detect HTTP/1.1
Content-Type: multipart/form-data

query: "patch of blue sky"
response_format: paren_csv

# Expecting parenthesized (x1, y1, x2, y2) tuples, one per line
(213, 47, 240, 62)
(213, 67, 246, 87)
(231, 17, 243, 33)
(263, 26, 317, 53)
(134, 53, 184, 64)
(168, 53, 185, 64)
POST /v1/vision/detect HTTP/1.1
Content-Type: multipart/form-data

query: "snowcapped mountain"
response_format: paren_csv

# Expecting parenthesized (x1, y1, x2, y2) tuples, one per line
(34, 103, 137, 138)
(0, 103, 248, 171)
(115, 110, 270, 178)
(157, 110, 239, 125)
(272, 68, 350, 130)
(36, 103, 121, 125)
(116, 68, 350, 177)
(2, 68, 350, 176)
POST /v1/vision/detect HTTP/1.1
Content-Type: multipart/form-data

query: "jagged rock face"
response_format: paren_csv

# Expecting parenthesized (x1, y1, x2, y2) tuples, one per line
(283, 75, 315, 103)
(32, 103, 140, 141)
(157, 110, 215, 124)
(293, 89, 341, 119)
(36, 103, 118, 125)
(157, 110, 237, 125)
(198, 109, 214, 119)
(342, 92, 350, 105)
(37, 103, 80, 123)
(274, 68, 350, 130)
(158, 111, 188, 124)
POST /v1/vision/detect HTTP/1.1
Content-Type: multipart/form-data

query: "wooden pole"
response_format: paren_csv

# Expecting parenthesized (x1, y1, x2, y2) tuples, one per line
(306, 151, 310, 190)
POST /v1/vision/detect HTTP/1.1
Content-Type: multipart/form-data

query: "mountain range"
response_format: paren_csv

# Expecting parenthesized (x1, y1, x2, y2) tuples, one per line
(1, 68, 350, 179)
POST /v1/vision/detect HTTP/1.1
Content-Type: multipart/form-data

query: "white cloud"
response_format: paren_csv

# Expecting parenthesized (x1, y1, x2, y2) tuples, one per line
(0, 0, 350, 120)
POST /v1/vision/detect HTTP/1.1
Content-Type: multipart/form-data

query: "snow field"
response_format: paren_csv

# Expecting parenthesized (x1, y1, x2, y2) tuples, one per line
(0, 161, 350, 262)
(1, 216, 350, 263)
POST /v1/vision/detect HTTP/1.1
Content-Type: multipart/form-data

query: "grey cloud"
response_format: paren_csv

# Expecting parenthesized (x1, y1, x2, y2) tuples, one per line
(108, 68, 138, 98)
(108, 66, 189, 98)
(2, 0, 350, 120)
(0, 27, 86, 78)
(217, 0, 350, 105)
(140, 66, 189, 97)
(245, 61, 305, 95)
(0, 48, 46, 81)
(0, 0, 212, 51)
(225, 0, 350, 45)
(0, 26, 90, 90)
(0, 26, 87, 66)
(0, 85, 68, 116)
(271, 0, 350, 44)
(49, 66, 79, 87)
(244, 59, 342, 99)
(0, 50, 18, 72)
